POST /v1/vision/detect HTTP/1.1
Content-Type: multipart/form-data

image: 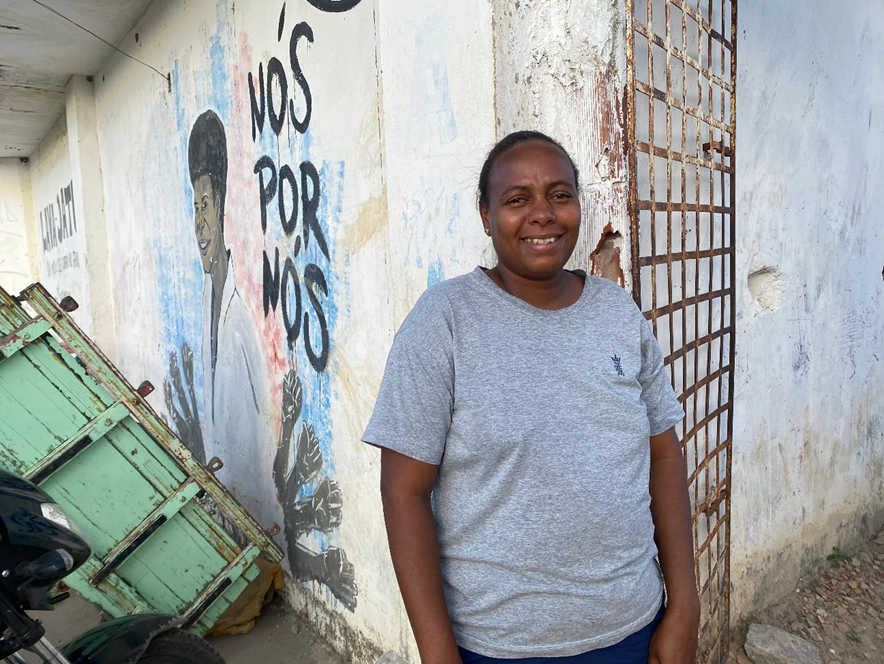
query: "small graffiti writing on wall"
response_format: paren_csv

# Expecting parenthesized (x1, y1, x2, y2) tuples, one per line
(39, 181, 80, 277)
(251, 2, 357, 611)
(44, 252, 81, 277)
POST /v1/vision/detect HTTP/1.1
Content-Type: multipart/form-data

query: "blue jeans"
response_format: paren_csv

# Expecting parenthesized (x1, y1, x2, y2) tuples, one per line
(458, 600, 666, 664)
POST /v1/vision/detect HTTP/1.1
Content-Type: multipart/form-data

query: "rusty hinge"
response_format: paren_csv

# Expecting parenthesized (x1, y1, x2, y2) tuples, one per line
(702, 141, 732, 158)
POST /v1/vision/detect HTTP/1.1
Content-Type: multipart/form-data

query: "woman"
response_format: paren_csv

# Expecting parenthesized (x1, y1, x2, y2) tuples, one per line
(363, 131, 699, 663)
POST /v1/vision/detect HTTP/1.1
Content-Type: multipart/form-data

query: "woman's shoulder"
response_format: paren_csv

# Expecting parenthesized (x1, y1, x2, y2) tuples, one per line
(411, 269, 482, 313)
(582, 274, 645, 320)
(398, 270, 480, 339)
(583, 274, 634, 302)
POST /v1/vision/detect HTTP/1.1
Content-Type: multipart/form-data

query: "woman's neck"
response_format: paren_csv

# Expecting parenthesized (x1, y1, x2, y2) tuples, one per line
(485, 265, 583, 310)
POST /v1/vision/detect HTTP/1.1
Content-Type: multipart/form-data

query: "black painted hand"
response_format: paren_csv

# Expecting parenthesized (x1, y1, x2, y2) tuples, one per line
(320, 547, 358, 612)
(280, 370, 303, 443)
(294, 422, 323, 486)
(273, 370, 303, 499)
(291, 477, 343, 536)
(163, 342, 205, 463)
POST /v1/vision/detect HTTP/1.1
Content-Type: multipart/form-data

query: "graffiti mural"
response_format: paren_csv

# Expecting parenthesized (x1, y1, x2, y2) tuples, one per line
(162, 0, 357, 611)
(248, 2, 357, 611)
(165, 110, 268, 487)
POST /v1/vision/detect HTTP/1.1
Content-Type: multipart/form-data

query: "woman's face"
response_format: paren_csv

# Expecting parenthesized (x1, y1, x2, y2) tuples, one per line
(480, 140, 580, 281)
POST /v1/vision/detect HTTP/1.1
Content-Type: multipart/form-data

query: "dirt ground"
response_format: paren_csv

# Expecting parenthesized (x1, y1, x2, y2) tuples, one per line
(35, 590, 344, 664)
(729, 529, 884, 664)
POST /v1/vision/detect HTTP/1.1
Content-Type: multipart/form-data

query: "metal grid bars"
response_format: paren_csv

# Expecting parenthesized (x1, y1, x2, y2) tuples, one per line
(625, 0, 737, 662)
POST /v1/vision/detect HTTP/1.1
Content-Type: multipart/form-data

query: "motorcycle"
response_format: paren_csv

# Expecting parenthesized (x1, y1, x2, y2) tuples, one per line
(0, 468, 225, 664)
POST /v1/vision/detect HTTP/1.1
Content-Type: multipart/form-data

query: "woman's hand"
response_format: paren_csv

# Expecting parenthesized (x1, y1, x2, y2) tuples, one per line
(647, 601, 700, 664)
(648, 427, 701, 663)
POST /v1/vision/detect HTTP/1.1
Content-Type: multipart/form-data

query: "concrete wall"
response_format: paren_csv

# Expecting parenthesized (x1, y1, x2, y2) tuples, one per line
(730, 0, 884, 616)
(0, 158, 37, 294)
(493, 0, 630, 286)
(28, 115, 95, 334)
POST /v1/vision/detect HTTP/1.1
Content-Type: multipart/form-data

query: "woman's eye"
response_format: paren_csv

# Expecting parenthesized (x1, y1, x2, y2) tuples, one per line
(552, 192, 572, 201)
(506, 197, 526, 205)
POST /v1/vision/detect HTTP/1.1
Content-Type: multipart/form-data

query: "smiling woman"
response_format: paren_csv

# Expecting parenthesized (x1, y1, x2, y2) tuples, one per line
(478, 132, 582, 309)
(363, 131, 699, 664)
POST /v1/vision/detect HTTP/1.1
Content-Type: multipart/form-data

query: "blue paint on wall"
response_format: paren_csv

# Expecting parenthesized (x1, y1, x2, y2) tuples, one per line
(296, 157, 344, 476)
(408, 11, 459, 146)
(209, 0, 232, 119)
(427, 257, 445, 288)
(154, 244, 206, 404)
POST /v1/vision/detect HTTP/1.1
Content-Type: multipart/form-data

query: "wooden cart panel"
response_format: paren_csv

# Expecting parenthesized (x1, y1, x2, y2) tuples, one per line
(0, 284, 282, 634)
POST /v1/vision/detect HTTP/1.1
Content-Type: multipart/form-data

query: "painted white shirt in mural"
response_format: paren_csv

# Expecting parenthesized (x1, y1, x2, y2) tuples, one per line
(201, 254, 275, 527)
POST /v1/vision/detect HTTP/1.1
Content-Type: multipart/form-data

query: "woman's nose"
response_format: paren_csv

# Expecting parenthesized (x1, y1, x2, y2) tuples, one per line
(528, 197, 555, 223)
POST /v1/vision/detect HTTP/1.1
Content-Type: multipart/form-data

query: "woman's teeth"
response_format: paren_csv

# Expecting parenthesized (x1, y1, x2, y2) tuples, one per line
(523, 237, 557, 245)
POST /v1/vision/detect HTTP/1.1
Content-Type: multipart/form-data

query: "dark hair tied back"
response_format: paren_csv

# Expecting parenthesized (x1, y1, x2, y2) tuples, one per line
(477, 131, 579, 207)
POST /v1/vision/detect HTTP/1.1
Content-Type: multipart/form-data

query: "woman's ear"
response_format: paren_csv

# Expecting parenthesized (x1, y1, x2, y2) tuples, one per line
(479, 203, 491, 236)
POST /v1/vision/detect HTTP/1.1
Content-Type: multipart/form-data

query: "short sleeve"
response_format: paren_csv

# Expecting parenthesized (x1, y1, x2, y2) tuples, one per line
(638, 318, 685, 436)
(361, 289, 455, 465)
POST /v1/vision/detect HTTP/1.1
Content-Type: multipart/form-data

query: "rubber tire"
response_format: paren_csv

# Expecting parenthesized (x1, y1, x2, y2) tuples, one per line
(137, 628, 226, 664)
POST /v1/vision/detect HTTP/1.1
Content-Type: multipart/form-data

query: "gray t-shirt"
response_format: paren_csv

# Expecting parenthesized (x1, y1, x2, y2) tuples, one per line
(363, 267, 684, 658)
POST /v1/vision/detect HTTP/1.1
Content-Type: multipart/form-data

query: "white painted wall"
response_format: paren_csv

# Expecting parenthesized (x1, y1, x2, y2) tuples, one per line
(493, 0, 631, 286)
(65, 75, 117, 359)
(0, 159, 37, 294)
(28, 116, 94, 334)
(730, 0, 884, 616)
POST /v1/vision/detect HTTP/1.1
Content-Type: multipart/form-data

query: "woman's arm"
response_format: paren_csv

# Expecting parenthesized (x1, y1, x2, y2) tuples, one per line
(647, 426, 700, 664)
(381, 448, 462, 664)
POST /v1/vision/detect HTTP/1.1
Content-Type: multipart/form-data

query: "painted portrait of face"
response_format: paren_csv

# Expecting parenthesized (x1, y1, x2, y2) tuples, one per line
(188, 110, 228, 275)
(192, 174, 224, 274)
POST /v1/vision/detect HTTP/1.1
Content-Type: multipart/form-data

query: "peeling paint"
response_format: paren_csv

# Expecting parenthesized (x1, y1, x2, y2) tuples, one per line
(747, 266, 786, 312)
(589, 222, 625, 286)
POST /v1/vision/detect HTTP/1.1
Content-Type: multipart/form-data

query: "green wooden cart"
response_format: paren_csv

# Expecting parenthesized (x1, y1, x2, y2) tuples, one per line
(0, 282, 283, 635)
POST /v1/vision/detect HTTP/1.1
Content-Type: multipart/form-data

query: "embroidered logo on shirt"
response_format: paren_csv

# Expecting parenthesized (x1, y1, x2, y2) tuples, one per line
(611, 355, 624, 376)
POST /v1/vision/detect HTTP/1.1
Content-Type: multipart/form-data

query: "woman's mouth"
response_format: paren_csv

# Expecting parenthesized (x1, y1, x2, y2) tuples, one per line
(522, 236, 559, 245)
(199, 239, 211, 254)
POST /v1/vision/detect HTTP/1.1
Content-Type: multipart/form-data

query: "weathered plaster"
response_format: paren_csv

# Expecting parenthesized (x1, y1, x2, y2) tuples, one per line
(28, 115, 94, 334)
(0, 158, 34, 293)
(492, 0, 631, 288)
(13, 0, 884, 655)
(65, 75, 117, 359)
(730, 0, 884, 619)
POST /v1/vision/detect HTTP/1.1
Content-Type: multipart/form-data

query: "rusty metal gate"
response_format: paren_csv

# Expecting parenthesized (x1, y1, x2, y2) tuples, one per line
(626, 0, 736, 661)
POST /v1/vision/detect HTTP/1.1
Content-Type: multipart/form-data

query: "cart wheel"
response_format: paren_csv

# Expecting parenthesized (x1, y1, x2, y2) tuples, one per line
(137, 629, 225, 664)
